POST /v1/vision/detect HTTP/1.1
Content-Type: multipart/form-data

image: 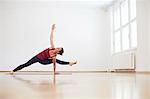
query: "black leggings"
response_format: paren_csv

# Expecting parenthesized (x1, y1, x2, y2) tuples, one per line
(13, 56, 69, 72)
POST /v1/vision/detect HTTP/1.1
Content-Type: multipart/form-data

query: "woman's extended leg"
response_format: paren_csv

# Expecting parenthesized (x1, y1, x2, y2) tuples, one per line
(56, 59, 77, 66)
(56, 59, 70, 65)
(39, 58, 76, 66)
(13, 56, 40, 72)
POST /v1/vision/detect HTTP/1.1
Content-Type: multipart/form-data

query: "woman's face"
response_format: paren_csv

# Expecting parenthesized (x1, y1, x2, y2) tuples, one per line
(55, 48, 62, 53)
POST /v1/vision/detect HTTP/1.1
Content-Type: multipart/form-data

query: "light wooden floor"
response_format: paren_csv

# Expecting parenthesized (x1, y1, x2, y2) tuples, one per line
(0, 72, 150, 99)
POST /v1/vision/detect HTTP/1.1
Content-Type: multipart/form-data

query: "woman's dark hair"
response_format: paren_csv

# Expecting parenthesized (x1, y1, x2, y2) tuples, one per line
(58, 48, 64, 55)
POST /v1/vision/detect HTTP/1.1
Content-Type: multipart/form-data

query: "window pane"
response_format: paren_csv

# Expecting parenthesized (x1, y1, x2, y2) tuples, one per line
(121, 0, 129, 25)
(122, 26, 129, 50)
(115, 31, 121, 53)
(131, 21, 137, 48)
(130, 0, 136, 20)
(114, 7, 120, 30)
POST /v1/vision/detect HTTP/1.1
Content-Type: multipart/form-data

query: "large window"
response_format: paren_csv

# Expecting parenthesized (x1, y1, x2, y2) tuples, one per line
(111, 0, 137, 53)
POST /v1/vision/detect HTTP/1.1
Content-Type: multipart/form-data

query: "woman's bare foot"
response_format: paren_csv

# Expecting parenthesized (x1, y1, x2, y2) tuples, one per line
(69, 61, 77, 66)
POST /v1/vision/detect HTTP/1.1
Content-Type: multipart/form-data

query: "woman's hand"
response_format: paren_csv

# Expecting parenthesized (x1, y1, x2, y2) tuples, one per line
(51, 24, 56, 31)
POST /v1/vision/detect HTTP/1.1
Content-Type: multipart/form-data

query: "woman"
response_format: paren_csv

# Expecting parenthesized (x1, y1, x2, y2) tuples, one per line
(10, 24, 77, 74)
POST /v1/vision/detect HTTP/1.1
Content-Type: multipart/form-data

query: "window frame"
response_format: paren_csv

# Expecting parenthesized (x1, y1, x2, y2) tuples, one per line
(111, 0, 137, 54)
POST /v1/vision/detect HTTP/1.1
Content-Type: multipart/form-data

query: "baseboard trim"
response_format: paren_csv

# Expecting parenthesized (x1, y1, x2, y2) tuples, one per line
(0, 70, 149, 74)
(0, 70, 107, 73)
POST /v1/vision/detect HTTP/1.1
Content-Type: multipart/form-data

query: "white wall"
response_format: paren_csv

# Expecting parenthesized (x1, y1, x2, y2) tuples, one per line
(136, 0, 150, 71)
(0, 1, 110, 71)
(0, 4, 2, 64)
(146, 0, 150, 71)
(148, 1, 150, 68)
